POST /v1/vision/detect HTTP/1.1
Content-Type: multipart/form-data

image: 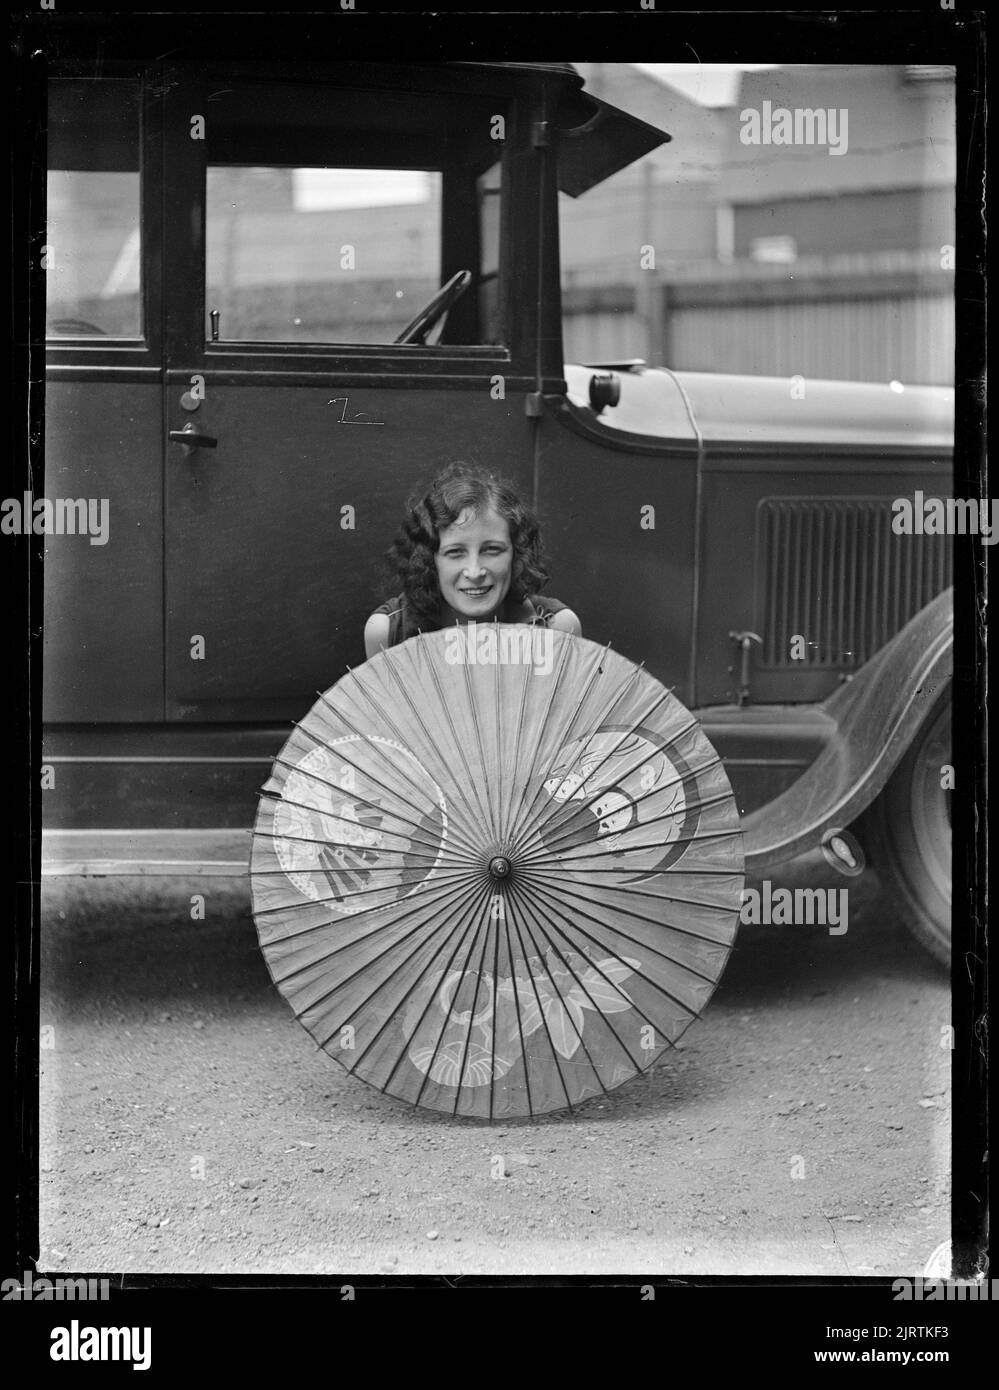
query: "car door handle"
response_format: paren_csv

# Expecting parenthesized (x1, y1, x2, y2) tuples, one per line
(169, 423, 218, 455)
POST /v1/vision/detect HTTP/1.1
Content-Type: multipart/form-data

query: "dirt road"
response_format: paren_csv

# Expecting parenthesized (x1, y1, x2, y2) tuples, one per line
(37, 852, 950, 1276)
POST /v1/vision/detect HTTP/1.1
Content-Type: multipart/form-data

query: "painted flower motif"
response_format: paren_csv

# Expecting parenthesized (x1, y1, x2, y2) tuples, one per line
(437, 968, 496, 1027)
(408, 1038, 500, 1089)
(497, 949, 642, 1060)
(405, 949, 644, 1084)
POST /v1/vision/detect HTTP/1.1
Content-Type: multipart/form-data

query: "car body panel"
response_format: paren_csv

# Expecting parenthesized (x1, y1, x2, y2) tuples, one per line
(740, 588, 953, 870)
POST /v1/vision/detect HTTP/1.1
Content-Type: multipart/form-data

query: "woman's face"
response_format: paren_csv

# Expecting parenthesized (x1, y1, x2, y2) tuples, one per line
(435, 506, 513, 622)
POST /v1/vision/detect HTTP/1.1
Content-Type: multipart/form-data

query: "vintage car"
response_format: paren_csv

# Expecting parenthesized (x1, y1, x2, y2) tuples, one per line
(37, 51, 952, 964)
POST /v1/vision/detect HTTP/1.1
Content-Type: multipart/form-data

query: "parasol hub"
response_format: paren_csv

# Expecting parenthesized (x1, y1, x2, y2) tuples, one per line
(488, 855, 513, 880)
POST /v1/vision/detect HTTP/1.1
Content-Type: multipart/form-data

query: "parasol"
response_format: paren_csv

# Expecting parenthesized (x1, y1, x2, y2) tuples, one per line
(250, 626, 744, 1119)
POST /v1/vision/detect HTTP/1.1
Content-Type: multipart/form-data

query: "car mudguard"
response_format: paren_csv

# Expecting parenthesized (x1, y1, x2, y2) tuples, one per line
(740, 588, 953, 872)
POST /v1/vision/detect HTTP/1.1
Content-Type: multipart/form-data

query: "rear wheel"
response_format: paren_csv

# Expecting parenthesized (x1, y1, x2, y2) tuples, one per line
(871, 693, 951, 967)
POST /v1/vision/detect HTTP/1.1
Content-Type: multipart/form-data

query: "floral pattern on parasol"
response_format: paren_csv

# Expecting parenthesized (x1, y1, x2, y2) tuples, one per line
(404, 947, 643, 1085)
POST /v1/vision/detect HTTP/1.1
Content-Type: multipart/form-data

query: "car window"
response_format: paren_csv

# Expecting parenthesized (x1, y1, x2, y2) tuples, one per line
(203, 80, 509, 349)
(46, 78, 142, 339)
(205, 165, 443, 344)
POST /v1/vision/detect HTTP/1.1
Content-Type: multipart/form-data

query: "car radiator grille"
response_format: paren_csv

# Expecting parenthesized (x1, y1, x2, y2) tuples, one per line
(755, 497, 952, 669)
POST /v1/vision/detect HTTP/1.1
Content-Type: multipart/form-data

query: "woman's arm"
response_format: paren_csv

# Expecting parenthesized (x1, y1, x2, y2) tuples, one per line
(363, 612, 392, 659)
(549, 607, 582, 637)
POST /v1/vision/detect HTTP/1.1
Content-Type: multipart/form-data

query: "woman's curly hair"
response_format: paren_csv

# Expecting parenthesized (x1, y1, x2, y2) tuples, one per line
(386, 462, 551, 631)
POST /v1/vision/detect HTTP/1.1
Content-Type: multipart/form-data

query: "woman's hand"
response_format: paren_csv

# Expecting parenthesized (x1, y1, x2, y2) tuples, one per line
(363, 612, 392, 659)
(550, 608, 582, 638)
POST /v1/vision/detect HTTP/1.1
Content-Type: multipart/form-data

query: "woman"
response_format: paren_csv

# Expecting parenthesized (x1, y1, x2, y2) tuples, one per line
(363, 463, 581, 657)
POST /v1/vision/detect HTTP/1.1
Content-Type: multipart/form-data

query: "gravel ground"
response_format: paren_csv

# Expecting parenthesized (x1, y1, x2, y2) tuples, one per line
(37, 853, 950, 1276)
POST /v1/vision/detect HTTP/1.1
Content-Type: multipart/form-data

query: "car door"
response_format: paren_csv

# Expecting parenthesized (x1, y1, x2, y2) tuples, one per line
(159, 64, 538, 723)
(43, 65, 165, 725)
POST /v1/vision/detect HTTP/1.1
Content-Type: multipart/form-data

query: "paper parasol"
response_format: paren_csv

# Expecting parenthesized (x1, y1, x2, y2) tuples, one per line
(250, 626, 744, 1118)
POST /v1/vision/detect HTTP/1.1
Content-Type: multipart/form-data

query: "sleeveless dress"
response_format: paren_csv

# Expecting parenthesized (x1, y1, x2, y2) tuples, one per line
(370, 593, 569, 648)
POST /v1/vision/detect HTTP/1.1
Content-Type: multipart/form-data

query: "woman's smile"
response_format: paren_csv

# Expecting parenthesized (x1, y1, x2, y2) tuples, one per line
(436, 507, 513, 622)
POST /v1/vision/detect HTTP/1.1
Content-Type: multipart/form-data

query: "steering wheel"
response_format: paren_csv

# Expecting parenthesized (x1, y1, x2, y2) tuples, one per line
(394, 269, 472, 345)
(48, 318, 108, 337)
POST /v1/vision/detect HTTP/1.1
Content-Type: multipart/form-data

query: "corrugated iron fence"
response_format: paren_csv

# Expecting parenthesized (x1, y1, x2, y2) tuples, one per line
(562, 253, 954, 386)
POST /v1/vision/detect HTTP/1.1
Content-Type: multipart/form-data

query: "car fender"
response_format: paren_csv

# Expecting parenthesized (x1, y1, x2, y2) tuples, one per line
(740, 588, 953, 872)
